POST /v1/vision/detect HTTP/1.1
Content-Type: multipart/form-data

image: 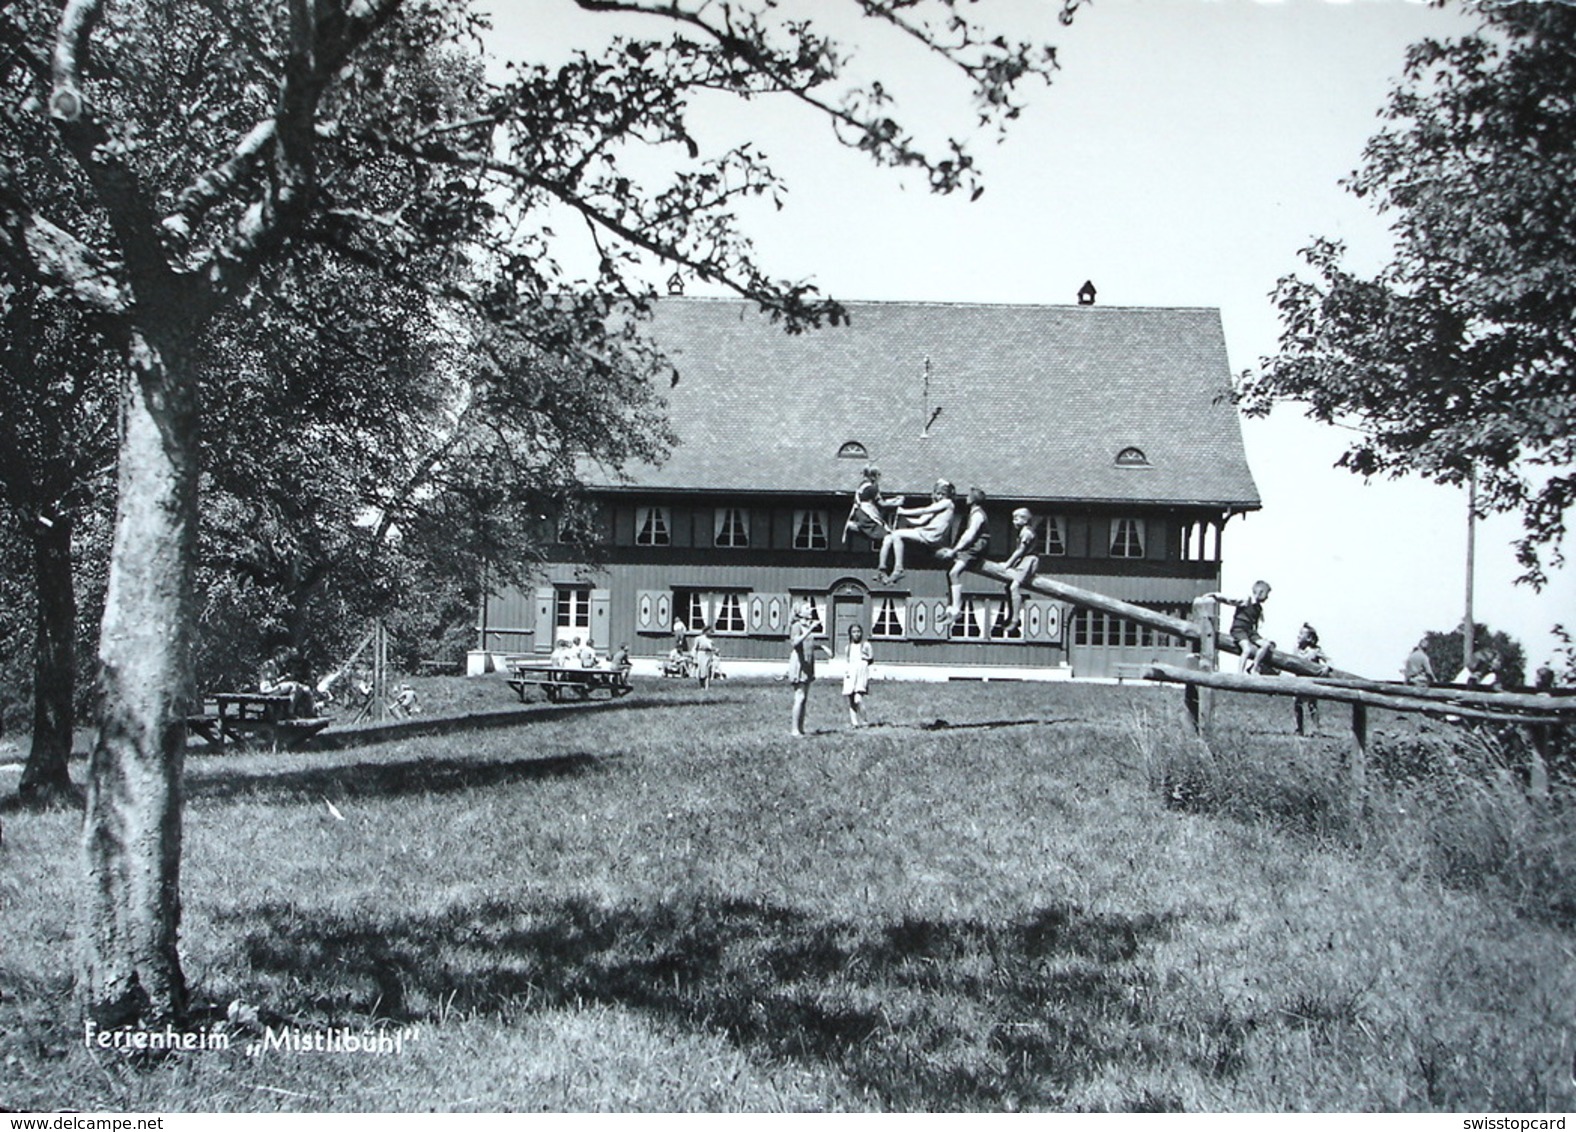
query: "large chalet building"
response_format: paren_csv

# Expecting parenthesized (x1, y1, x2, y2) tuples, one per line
(475, 297, 1261, 679)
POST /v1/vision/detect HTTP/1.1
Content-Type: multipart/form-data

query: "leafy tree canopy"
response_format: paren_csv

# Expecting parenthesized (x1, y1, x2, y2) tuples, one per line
(1421, 620, 1526, 690)
(1239, 2, 1576, 587)
(0, 0, 1078, 1026)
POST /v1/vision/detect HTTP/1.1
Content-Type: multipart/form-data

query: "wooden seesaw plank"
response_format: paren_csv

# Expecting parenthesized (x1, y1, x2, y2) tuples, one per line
(1141, 663, 1561, 726)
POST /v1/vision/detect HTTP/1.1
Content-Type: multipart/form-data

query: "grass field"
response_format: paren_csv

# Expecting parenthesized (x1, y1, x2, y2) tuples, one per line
(2, 675, 1572, 1112)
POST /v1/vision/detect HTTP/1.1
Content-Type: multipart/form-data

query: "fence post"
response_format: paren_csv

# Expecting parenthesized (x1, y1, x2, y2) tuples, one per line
(1186, 595, 1218, 735)
(373, 620, 389, 723)
(1526, 725, 1550, 802)
(1347, 702, 1368, 818)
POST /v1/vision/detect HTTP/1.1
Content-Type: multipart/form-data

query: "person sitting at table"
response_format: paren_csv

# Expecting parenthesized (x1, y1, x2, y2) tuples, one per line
(548, 637, 575, 667)
(258, 656, 316, 718)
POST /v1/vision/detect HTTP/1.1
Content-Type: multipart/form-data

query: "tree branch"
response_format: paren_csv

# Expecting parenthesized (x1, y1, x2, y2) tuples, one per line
(48, 0, 102, 125)
(162, 119, 277, 242)
(198, 0, 403, 311)
(0, 172, 127, 312)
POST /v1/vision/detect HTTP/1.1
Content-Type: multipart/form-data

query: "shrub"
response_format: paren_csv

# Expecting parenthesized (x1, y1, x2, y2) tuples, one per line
(1133, 708, 1576, 927)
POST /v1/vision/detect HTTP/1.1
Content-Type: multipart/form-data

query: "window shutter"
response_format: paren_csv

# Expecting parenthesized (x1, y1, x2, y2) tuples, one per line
(590, 588, 611, 648)
(1043, 601, 1065, 643)
(907, 596, 950, 640)
(533, 586, 555, 653)
(764, 593, 790, 637)
(1068, 517, 1091, 557)
(1022, 600, 1045, 641)
(635, 590, 671, 634)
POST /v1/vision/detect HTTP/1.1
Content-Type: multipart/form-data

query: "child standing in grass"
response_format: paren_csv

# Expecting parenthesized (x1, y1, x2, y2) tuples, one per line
(1293, 623, 1331, 736)
(1207, 581, 1273, 673)
(842, 624, 875, 727)
(788, 599, 832, 736)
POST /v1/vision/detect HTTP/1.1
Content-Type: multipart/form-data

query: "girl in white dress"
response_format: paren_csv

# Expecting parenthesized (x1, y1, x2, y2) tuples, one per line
(842, 624, 874, 727)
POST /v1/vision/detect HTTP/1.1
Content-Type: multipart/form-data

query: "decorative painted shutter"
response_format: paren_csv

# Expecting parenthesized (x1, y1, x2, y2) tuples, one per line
(1022, 600, 1044, 641)
(590, 588, 611, 648)
(635, 590, 671, 634)
(765, 593, 789, 637)
(908, 596, 951, 640)
(533, 586, 555, 653)
(1042, 601, 1065, 644)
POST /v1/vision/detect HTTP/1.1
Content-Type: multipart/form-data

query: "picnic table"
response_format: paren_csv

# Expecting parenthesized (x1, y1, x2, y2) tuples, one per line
(187, 692, 331, 751)
(507, 662, 633, 703)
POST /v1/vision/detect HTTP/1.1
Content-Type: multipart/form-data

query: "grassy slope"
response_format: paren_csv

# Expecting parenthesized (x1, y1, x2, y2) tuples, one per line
(1, 677, 1571, 1112)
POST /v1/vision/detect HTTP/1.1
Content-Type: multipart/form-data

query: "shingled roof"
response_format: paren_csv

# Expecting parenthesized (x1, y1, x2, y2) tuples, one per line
(597, 298, 1260, 509)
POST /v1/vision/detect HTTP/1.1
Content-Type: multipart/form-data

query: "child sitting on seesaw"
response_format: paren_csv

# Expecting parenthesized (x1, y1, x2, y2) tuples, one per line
(1205, 581, 1274, 673)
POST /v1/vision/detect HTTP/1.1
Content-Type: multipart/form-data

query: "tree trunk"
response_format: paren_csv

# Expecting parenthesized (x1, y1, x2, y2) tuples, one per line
(78, 332, 198, 1027)
(18, 511, 79, 805)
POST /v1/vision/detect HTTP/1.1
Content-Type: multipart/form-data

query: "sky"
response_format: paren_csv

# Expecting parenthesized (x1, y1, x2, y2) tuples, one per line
(484, 0, 1573, 680)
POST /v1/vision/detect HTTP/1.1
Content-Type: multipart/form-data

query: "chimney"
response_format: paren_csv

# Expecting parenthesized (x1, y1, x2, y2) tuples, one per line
(1077, 280, 1097, 306)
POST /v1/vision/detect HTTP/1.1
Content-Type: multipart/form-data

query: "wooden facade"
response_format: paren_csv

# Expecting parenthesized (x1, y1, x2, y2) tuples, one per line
(477, 299, 1260, 679)
(479, 492, 1233, 678)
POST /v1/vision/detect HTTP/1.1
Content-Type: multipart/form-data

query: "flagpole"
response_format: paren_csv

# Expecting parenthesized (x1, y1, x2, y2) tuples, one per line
(1464, 465, 1476, 676)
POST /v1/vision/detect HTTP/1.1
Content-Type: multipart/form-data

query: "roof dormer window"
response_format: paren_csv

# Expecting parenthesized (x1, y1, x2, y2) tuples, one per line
(837, 440, 868, 459)
(1115, 446, 1150, 467)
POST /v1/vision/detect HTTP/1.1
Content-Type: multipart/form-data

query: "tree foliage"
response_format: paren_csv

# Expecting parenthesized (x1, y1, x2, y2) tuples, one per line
(0, 0, 1074, 1025)
(1421, 620, 1526, 690)
(1240, 3, 1576, 586)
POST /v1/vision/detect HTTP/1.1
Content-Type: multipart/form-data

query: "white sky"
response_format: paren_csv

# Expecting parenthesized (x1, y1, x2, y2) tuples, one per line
(484, 0, 1573, 679)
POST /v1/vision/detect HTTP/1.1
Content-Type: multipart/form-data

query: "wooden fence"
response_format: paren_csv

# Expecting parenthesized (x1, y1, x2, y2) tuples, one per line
(964, 560, 1571, 804)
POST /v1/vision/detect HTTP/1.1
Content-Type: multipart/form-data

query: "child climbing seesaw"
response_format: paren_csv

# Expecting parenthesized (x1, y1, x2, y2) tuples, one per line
(1204, 581, 1274, 674)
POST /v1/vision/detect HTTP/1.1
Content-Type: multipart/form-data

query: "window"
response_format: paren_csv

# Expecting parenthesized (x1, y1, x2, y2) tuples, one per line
(949, 597, 987, 640)
(872, 596, 906, 639)
(837, 440, 868, 459)
(1110, 518, 1146, 558)
(714, 593, 747, 634)
(635, 506, 671, 546)
(792, 509, 829, 550)
(1115, 446, 1150, 466)
(1042, 515, 1068, 557)
(676, 591, 754, 633)
(791, 592, 828, 638)
(989, 602, 1023, 640)
(679, 591, 711, 632)
(555, 587, 591, 632)
(714, 507, 750, 548)
(1181, 520, 1219, 562)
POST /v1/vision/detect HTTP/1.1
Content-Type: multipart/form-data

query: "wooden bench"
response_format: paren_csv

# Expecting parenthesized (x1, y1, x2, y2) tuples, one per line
(188, 692, 330, 751)
(507, 663, 633, 703)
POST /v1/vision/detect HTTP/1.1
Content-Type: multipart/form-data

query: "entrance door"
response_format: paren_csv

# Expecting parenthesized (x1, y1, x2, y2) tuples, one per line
(831, 594, 866, 650)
